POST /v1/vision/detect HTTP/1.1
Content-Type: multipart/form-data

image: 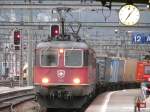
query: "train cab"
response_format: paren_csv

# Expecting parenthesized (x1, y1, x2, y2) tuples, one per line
(34, 41, 96, 98)
(136, 61, 150, 82)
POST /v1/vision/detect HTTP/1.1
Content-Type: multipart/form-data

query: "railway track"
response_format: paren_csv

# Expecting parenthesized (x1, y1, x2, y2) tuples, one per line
(0, 80, 27, 87)
(0, 87, 35, 112)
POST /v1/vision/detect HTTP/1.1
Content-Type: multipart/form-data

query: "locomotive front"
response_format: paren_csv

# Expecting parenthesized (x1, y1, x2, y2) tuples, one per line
(136, 61, 150, 82)
(34, 41, 96, 108)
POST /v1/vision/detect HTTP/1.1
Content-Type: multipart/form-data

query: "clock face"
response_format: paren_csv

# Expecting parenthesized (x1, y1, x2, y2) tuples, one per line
(119, 5, 140, 26)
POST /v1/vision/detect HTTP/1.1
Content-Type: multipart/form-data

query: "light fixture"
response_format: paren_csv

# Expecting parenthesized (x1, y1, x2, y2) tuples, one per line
(59, 49, 64, 53)
(101, 0, 112, 10)
(42, 77, 49, 84)
(147, 4, 150, 9)
(73, 78, 80, 84)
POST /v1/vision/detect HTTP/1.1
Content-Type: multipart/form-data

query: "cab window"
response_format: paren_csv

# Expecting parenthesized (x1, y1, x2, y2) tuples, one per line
(40, 49, 58, 67)
(65, 50, 82, 67)
(145, 66, 150, 75)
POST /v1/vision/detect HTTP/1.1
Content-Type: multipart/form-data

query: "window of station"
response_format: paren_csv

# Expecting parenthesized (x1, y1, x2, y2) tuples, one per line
(40, 49, 58, 67)
(144, 66, 150, 75)
(65, 50, 82, 67)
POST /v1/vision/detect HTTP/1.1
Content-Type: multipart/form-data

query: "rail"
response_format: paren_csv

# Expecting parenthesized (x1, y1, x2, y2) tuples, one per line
(0, 80, 27, 87)
(0, 87, 35, 112)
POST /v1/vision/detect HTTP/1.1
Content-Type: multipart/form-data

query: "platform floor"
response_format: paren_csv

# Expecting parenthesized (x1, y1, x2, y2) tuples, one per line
(85, 89, 141, 112)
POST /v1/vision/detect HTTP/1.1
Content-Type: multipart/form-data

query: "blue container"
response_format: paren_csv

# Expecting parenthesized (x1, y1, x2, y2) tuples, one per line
(105, 58, 124, 82)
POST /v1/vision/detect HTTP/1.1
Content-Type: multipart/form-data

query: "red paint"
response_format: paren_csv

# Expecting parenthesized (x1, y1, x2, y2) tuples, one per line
(136, 61, 150, 82)
(34, 48, 96, 86)
(34, 67, 89, 85)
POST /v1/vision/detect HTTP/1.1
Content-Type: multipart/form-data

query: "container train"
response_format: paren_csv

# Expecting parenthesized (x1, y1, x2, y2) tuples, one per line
(32, 15, 141, 108)
(33, 37, 141, 109)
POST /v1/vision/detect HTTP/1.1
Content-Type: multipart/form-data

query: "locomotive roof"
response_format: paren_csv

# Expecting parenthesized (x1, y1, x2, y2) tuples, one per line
(37, 41, 90, 49)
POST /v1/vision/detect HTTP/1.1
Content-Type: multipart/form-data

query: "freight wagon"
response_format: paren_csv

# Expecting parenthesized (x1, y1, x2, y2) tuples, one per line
(96, 57, 139, 89)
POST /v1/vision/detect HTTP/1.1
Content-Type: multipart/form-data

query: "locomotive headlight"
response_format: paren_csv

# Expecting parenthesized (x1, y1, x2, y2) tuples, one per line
(73, 78, 80, 84)
(42, 78, 49, 84)
(59, 48, 64, 53)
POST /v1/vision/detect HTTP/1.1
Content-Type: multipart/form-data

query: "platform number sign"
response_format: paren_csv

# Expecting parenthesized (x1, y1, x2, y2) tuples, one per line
(132, 32, 150, 44)
(134, 34, 142, 42)
(146, 35, 150, 43)
(132, 33, 144, 44)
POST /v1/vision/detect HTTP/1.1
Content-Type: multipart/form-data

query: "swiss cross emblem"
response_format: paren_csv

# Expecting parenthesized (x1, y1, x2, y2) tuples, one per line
(57, 70, 65, 79)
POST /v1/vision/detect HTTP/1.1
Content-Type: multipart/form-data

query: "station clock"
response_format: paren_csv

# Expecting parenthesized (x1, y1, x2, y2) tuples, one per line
(119, 4, 140, 26)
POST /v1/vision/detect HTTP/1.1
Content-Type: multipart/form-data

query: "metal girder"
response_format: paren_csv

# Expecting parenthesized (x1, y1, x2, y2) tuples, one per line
(0, 3, 102, 9)
(0, 2, 148, 9)
(96, 0, 149, 4)
(0, 22, 150, 28)
(0, 0, 149, 4)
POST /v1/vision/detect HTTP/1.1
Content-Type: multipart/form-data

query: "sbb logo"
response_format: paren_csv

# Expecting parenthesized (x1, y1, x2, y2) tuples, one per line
(57, 70, 65, 79)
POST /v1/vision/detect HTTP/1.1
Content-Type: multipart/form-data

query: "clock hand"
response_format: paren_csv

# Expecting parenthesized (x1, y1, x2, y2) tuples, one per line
(125, 12, 132, 21)
(125, 8, 135, 21)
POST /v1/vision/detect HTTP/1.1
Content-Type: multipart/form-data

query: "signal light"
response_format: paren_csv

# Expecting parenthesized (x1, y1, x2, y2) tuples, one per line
(51, 25, 59, 37)
(14, 30, 21, 50)
(14, 30, 20, 45)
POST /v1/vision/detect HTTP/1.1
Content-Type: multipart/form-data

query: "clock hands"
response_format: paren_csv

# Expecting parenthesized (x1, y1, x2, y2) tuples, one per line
(125, 8, 135, 21)
(125, 12, 132, 21)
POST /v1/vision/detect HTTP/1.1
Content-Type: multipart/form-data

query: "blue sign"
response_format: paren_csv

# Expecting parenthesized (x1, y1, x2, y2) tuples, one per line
(132, 32, 150, 44)
(145, 34, 150, 44)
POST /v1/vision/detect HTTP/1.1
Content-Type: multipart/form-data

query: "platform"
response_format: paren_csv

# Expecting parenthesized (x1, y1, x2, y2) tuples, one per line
(85, 89, 141, 112)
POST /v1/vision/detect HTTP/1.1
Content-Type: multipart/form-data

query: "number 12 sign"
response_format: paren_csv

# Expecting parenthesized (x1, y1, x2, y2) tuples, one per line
(132, 32, 150, 44)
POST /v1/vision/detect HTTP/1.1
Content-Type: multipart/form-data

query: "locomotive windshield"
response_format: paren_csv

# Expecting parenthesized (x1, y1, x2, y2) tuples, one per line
(144, 66, 150, 75)
(40, 49, 58, 67)
(65, 50, 82, 67)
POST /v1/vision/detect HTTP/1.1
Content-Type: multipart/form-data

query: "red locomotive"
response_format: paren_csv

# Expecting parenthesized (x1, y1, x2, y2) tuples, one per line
(33, 7, 98, 108)
(34, 39, 97, 108)
(136, 60, 150, 82)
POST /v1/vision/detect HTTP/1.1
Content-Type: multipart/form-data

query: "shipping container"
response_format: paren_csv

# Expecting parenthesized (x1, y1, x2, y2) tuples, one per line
(100, 58, 124, 82)
(96, 57, 138, 83)
(107, 58, 124, 82)
(96, 57, 107, 82)
(103, 57, 111, 82)
(123, 58, 137, 82)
